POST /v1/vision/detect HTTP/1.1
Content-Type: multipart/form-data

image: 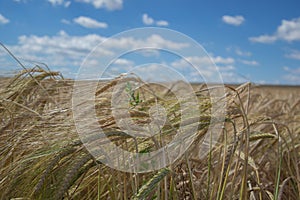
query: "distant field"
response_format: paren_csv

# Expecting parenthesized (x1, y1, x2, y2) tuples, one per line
(250, 85, 299, 103)
(0, 69, 299, 199)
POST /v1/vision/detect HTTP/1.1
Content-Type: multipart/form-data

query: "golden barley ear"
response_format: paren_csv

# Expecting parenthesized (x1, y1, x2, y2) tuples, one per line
(55, 153, 94, 199)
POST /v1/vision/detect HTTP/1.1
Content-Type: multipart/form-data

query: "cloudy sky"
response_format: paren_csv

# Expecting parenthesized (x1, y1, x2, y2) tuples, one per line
(0, 0, 300, 84)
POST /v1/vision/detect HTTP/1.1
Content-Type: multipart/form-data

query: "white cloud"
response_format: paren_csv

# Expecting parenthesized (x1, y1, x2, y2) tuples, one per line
(73, 16, 108, 29)
(2, 31, 189, 78)
(137, 49, 160, 57)
(113, 58, 134, 66)
(0, 14, 9, 24)
(76, 0, 123, 10)
(235, 48, 251, 57)
(65, 1, 71, 7)
(249, 34, 277, 43)
(156, 20, 169, 26)
(4, 31, 108, 70)
(142, 13, 169, 27)
(142, 14, 154, 25)
(61, 19, 71, 24)
(143, 34, 187, 49)
(216, 65, 235, 71)
(226, 46, 252, 57)
(171, 55, 235, 68)
(285, 49, 300, 60)
(250, 17, 300, 43)
(277, 18, 300, 42)
(13, 0, 27, 2)
(171, 57, 215, 79)
(103, 34, 188, 50)
(283, 66, 300, 74)
(171, 55, 236, 82)
(222, 15, 245, 26)
(282, 74, 300, 83)
(213, 56, 235, 64)
(239, 59, 259, 66)
(283, 66, 300, 84)
(48, 0, 71, 7)
(50, 0, 60, 4)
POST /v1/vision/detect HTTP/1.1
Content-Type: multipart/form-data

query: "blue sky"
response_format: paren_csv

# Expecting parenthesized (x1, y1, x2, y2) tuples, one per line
(0, 0, 300, 84)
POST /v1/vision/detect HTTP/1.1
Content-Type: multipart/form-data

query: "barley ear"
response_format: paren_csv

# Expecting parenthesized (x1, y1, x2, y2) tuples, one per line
(131, 168, 170, 200)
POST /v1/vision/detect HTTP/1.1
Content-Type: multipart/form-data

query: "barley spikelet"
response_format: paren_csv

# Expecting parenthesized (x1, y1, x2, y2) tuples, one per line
(249, 132, 276, 141)
(131, 168, 170, 200)
(1, 163, 29, 199)
(32, 147, 77, 197)
(95, 76, 138, 96)
(95, 78, 119, 96)
(55, 153, 94, 199)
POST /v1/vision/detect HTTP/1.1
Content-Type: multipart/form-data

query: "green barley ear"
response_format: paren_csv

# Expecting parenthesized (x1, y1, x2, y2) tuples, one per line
(125, 81, 142, 106)
(136, 91, 140, 104)
(131, 168, 170, 200)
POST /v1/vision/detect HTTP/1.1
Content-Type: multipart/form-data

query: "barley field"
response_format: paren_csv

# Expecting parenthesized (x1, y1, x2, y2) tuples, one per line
(0, 67, 299, 200)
